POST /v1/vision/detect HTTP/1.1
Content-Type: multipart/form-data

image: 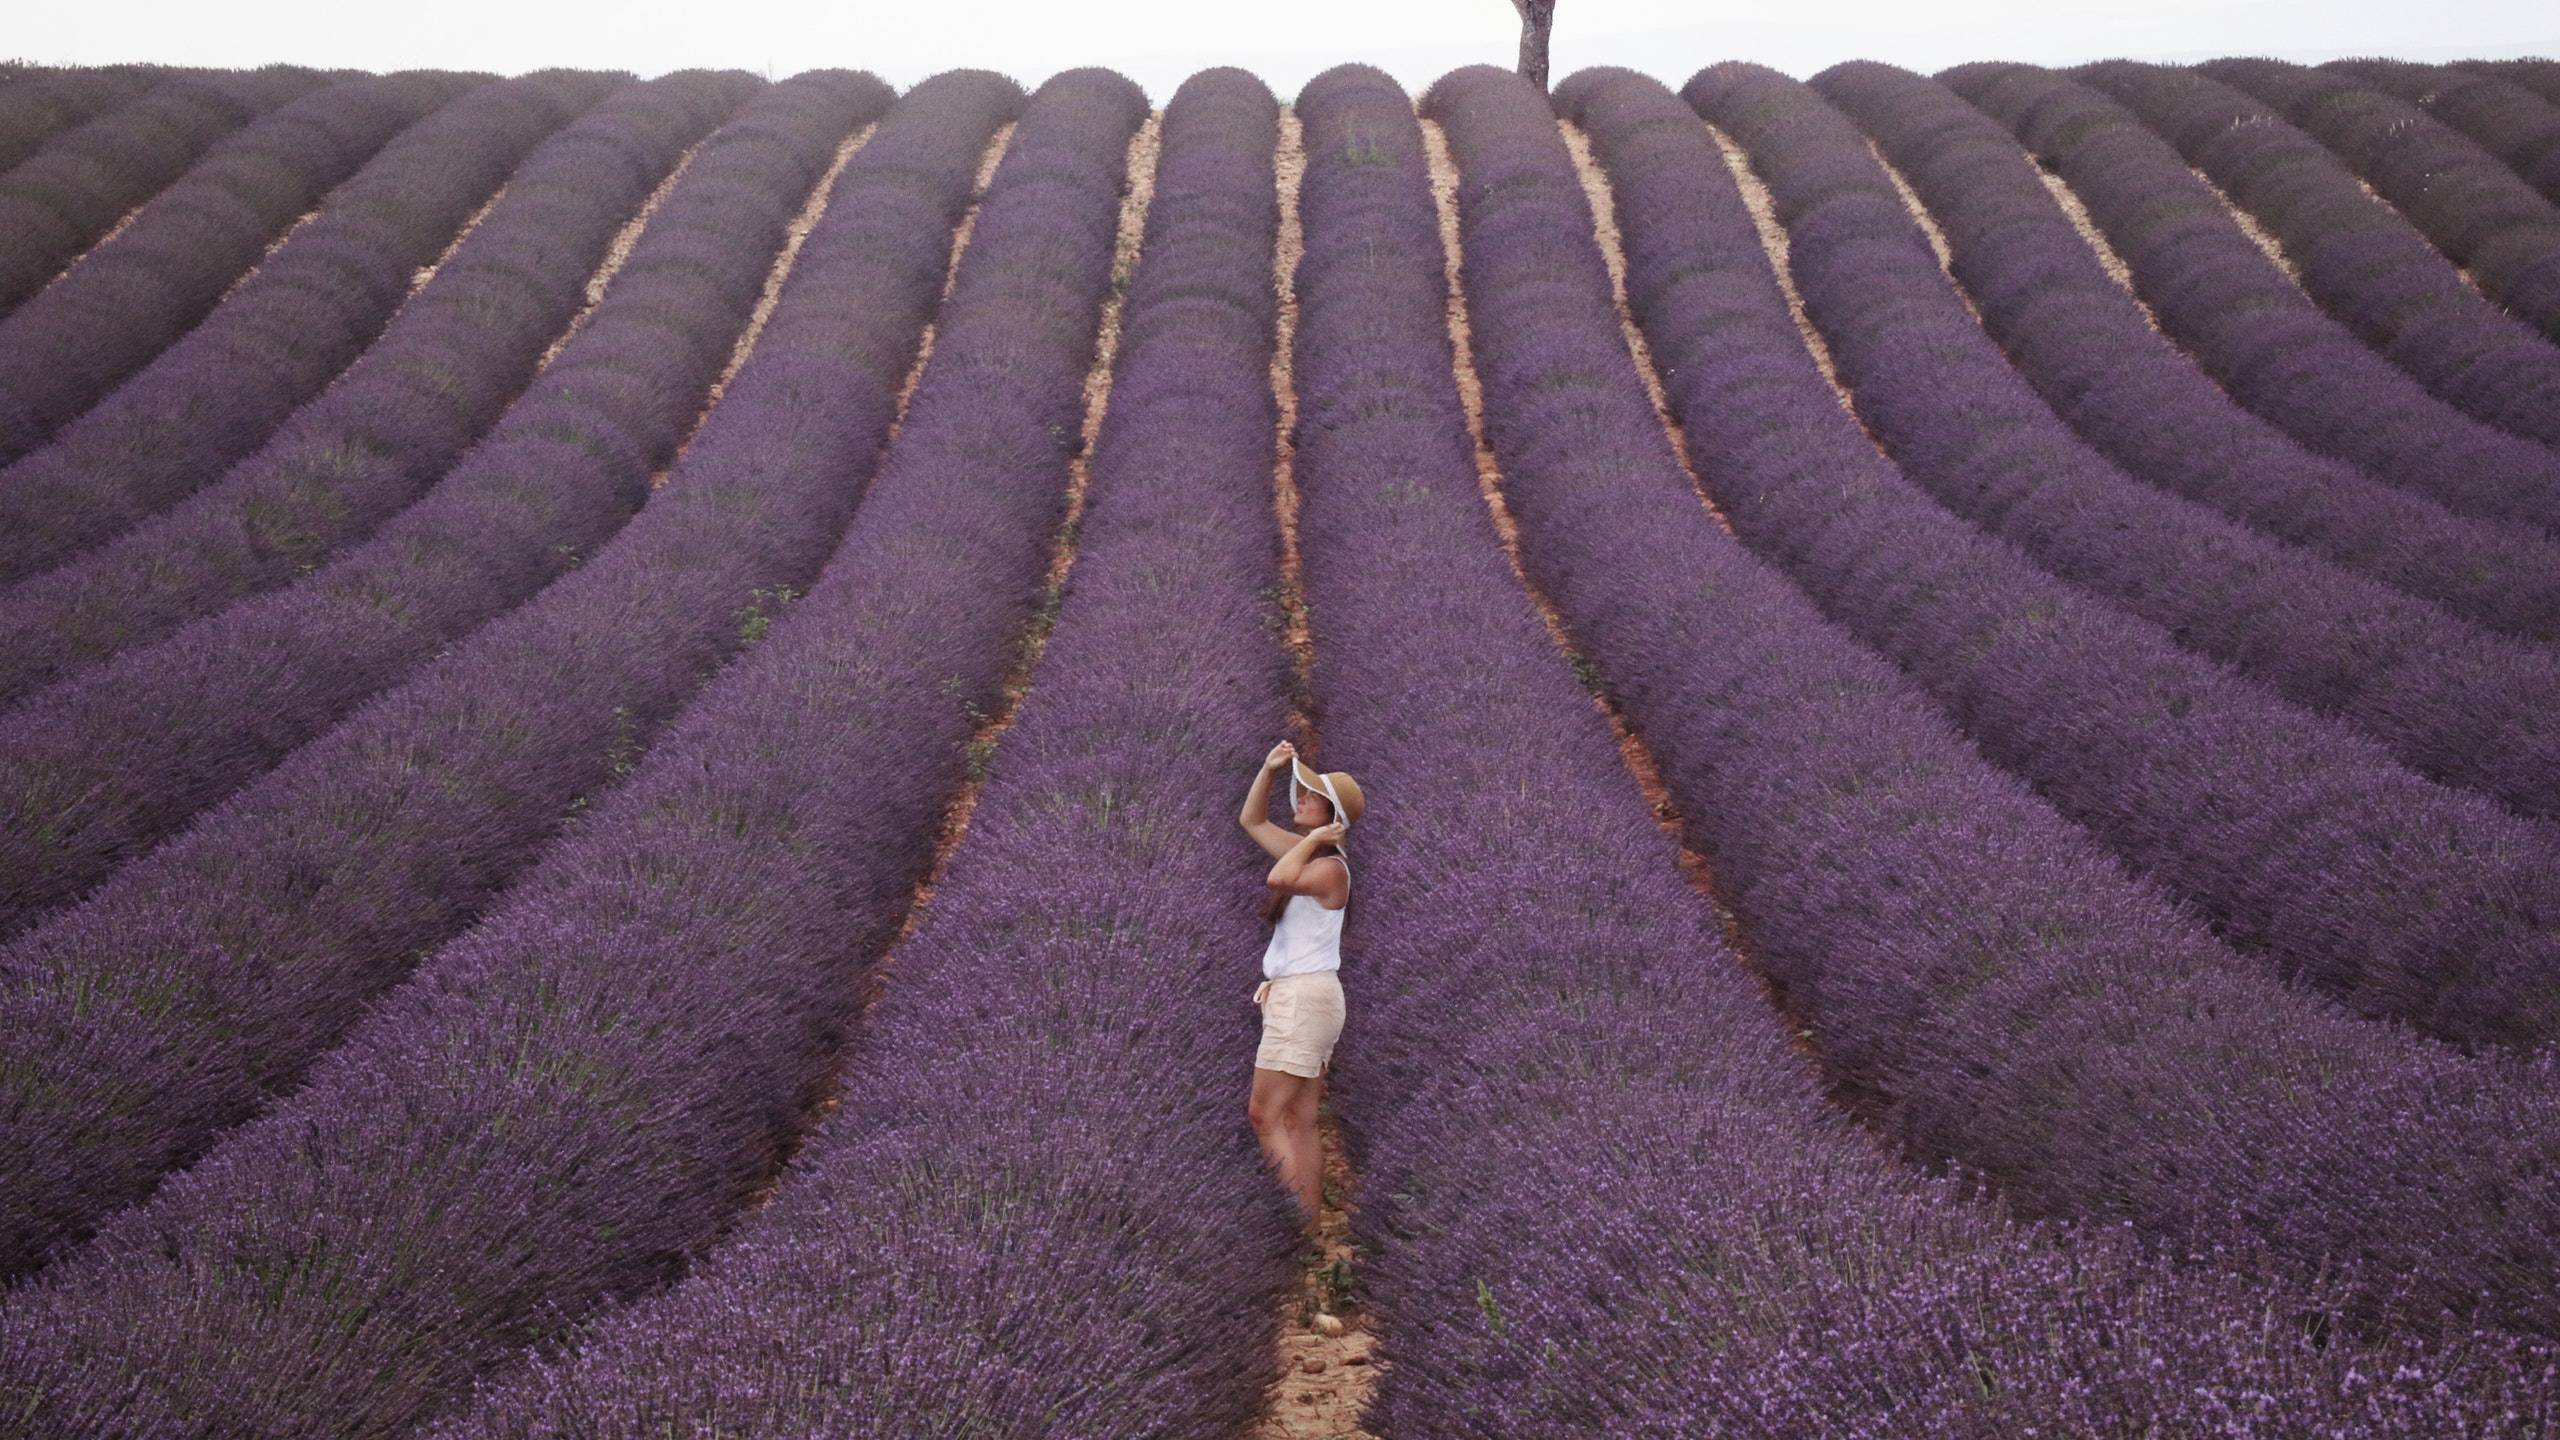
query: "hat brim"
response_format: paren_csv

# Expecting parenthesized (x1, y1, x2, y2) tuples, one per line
(1289, 759, 1350, 835)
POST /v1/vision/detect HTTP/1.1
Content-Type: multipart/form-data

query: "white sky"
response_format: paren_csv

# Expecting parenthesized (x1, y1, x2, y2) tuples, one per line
(9, 0, 2557, 105)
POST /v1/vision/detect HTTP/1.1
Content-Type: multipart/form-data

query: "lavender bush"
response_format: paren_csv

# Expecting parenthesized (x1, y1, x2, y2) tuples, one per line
(0, 68, 1138, 1440)
(0, 69, 1011, 1283)
(2205, 58, 2560, 341)
(1686, 61, 2560, 1052)
(0, 70, 887, 938)
(0, 69, 612, 583)
(1945, 63, 2560, 537)
(0, 71, 472, 462)
(1293, 60, 2556, 1435)
(0, 64, 168, 173)
(2467, 59, 2560, 109)
(2082, 60, 2560, 453)
(0, 68, 330, 310)
(1534, 61, 2560, 1341)
(2334, 59, 2560, 208)
(1790, 64, 2560, 821)
(1815, 62, 2560, 647)
(438, 70, 1318, 1437)
(0, 70, 753, 704)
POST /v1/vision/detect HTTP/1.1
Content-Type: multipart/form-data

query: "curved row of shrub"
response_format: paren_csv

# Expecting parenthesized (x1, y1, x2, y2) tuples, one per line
(0, 69, 612, 584)
(2472, 59, 2560, 109)
(2080, 60, 2560, 455)
(1810, 64, 2560, 647)
(0, 71, 472, 462)
(438, 73, 1317, 1437)
(2207, 58, 2560, 343)
(1943, 62, 2560, 539)
(0, 69, 1009, 1283)
(0, 73, 887, 939)
(0, 68, 329, 311)
(1546, 62, 2560, 1342)
(2337, 59, 2560, 209)
(0, 64, 168, 173)
(1687, 62, 2560, 1052)
(1801, 65, 2560, 823)
(0, 71, 753, 706)
(0, 69, 1133, 1440)
(1298, 62, 2555, 1434)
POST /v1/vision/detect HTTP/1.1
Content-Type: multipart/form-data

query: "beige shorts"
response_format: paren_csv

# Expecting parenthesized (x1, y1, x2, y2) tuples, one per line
(1252, 971, 1345, 1078)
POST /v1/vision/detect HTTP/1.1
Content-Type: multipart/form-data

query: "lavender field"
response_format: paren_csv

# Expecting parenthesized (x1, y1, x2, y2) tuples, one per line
(1, 53, 2559, 1437)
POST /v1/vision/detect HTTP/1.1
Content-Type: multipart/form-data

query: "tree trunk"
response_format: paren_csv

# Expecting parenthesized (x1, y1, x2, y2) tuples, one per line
(1513, 0, 1556, 92)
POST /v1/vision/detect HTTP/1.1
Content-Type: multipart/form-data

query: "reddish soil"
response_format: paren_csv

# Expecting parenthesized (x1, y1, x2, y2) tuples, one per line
(537, 138, 703, 373)
(1429, 116, 1820, 1067)
(2031, 164, 2168, 333)
(1866, 141, 1986, 326)
(648, 123, 878, 490)
(1246, 105, 1382, 1440)
(1694, 120, 1896, 465)
(885, 123, 1017, 436)
(407, 181, 508, 293)
(736, 115, 1164, 1216)
(896, 111, 1160, 926)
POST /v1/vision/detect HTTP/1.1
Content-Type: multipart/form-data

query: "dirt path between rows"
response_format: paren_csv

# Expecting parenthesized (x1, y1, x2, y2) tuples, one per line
(407, 180, 508, 292)
(896, 111, 1159, 932)
(538, 137, 704, 373)
(741, 115, 1162, 1207)
(641, 122, 878, 491)
(1246, 104, 1380, 1440)
(732, 114, 1049, 1199)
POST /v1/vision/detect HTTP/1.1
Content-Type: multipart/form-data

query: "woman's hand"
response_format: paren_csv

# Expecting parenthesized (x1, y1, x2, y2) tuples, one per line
(1263, 739, 1297, 772)
(1307, 821, 1347, 845)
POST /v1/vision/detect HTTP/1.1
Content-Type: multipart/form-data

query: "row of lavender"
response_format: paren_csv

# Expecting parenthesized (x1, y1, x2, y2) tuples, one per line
(1287, 62, 2550, 1434)
(1812, 61, 2560, 809)
(0, 64, 177, 172)
(434, 68, 1312, 1434)
(1679, 61, 2560, 1054)
(2207, 60, 2560, 364)
(0, 68, 941, 1280)
(0, 66, 1101, 1437)
(0, 71, 752, 705)
(0, 72, 884, 938)
(0, 71, 481, 464)
(1807, 63, 2560, 645)
(2342, 59, 2560, 209)
(2075, 61, 2560, 455)
(0, 66, 334, 310)
(1947, 63, 2560, 539)
(0, 69, 611, 583)
(1815, 61, 2560, 779)
(1522, 64, 2560, 1350)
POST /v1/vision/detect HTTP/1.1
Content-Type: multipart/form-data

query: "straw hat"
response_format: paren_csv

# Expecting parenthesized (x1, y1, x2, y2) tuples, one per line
(1289, 756, 1365, 833)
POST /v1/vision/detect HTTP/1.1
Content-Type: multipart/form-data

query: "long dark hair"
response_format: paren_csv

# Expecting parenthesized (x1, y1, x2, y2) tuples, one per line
(1261, 798, 1343, 925)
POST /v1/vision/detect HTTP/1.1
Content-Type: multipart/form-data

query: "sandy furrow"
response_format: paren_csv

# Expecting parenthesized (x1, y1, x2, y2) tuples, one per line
(211, 203, 319, 303)
(743, 114, 1158, 1194)
(407, 180, 509, 290)
(535, 136, 704, 371)
(1557, 121, 1729, 532)
(728, 117, 1024, 1201)
(884, 121, 1017, 437)
(1456, 117, 1826, 1067)
(2031, 162, 2166, 331)
(1247, 103, 1380, 1440)
(892, 111, 1160, 937)
(639, 121, 875, 497)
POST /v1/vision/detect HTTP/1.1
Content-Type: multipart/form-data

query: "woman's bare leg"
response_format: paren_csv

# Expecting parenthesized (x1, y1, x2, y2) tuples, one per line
(1249, 1066, 1322, 1224)
(1283, 1075, 1325, 1221)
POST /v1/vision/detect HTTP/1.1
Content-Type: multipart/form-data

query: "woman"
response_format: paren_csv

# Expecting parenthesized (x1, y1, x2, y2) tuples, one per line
(1237, 738, 1364, 1225)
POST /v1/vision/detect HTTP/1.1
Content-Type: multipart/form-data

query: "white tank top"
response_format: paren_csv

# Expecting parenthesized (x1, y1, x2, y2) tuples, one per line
(1260, 855, 1349, 980)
